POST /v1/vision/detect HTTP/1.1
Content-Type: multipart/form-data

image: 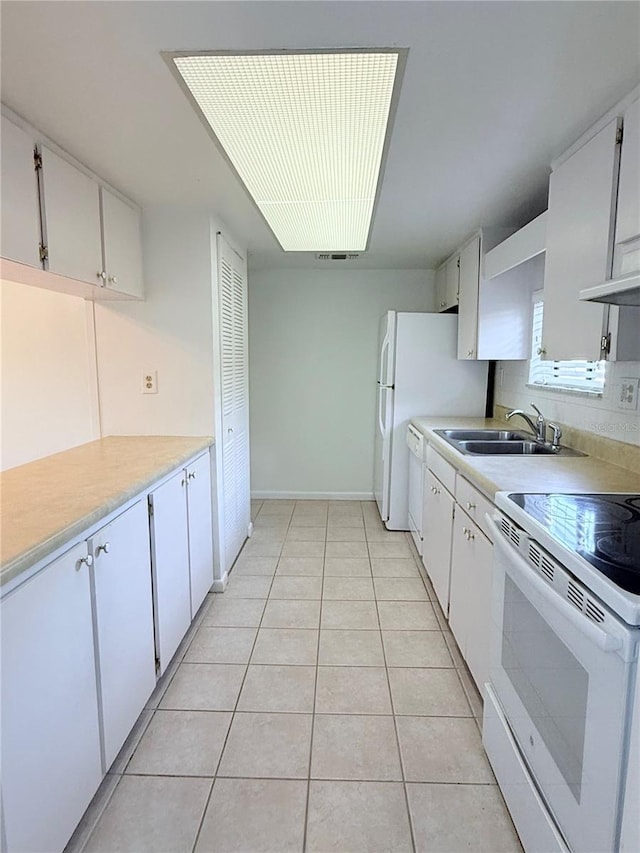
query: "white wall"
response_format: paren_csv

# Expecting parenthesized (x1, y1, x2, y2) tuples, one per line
(248, 268, 435, 497)
(495, 357, 640, 446)
(0, 280, 99, 470)
(94, 207, 216, 437)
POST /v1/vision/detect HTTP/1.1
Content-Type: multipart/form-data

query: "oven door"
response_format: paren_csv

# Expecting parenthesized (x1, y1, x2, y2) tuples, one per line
(489, 516, 637, 853)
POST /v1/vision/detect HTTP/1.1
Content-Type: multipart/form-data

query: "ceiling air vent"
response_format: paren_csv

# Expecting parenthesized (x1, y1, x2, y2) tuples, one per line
(315, 253, 361, 261)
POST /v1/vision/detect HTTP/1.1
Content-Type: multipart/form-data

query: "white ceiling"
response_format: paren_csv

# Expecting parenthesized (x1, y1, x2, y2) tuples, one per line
(2, 1, 639, 270)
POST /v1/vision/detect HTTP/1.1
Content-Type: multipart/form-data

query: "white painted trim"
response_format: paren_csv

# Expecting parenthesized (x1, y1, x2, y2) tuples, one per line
(251, 491, 374, 501)
(211, 572, 228, 593)
(551, 85, 640, 170)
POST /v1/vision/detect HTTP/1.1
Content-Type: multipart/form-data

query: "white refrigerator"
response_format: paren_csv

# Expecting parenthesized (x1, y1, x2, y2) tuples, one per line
(374, 311, 488, 529)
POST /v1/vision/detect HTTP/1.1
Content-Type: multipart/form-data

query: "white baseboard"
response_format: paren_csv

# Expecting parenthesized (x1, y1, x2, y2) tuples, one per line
(251, 490, 375, 501)
(211, 571, 229, 593)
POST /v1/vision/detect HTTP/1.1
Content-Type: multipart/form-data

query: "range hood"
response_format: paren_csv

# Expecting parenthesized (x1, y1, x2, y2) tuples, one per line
(580, 272, 640, 306)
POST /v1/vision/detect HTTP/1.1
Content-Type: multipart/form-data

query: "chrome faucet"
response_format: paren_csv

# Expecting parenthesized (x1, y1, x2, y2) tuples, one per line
(506, 403, 547, 442)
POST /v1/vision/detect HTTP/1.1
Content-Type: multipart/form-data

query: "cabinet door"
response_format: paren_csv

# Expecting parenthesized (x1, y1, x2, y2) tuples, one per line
(1, 543, 102, 853)
(461, 522, 493, 693)
(615, 97, 640, 272)
(457, 235, 481, 359)
(0, 115, 41, 267)
(435, 263, 446, 311)
(542, 119, 619, 361)
(449, 512, 493, 693)
(422, 470, 455, 615)
(100, 187, 144, 298)
(40, 145, 102, 285)
(445, 253, 460, 309)
(186, 453, 214, 615)
(149, 470, 191, 674)
(92, 501, 156, 769)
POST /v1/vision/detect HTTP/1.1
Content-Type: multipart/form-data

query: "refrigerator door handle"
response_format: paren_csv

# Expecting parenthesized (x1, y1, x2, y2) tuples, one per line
(378, 332, 391, 385)
(378, 386, 386, 437)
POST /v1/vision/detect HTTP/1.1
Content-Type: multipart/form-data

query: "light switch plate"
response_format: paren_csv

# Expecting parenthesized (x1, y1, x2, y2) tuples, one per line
(617, 377, 639, 410)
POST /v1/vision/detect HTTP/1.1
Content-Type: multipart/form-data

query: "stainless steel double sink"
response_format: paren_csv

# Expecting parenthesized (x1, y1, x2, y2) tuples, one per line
(433, 428, 585, 457)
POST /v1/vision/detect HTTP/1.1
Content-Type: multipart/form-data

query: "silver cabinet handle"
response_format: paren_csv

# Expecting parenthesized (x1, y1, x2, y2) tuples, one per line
(96, 542, 111, 555)
(537, 346, 546, 356)
(467, 349, 474, 357)
(188, 472, 196, 480)
(97, 271, 107, 286)
(462, 527, 468, 536)
(440, 301, 446, 308)
(108, 275, 117, 285)
(78, 554, 93, 567)
(181, 478, 186, 487)
(466, 528, 475, 541)
(466, 501, 476, 510)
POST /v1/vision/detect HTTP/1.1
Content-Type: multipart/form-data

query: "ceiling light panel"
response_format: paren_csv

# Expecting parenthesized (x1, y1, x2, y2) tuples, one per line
(171, 51, 400, 251)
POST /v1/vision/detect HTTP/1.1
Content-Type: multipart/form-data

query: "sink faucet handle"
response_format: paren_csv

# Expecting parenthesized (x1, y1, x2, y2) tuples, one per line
(547, 422, 563, 448)
(530, 403, 544, 419)
(529, 403, 547, 441)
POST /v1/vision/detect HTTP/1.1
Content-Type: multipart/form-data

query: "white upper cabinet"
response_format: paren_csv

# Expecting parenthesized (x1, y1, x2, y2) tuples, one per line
(100, 186, 144, 298)
(39, 145, 103, 285)
(542, 118, 620, 361)
(0, 115, 41, 267)
(614, 97, 640, 272)
(457, 234, 481, 359)
(0, 108, 144, 300)
(435, 254, 459, 312)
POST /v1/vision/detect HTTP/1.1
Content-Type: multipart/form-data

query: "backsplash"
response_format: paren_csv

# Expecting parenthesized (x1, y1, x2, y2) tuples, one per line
(495, 359, 640, 447)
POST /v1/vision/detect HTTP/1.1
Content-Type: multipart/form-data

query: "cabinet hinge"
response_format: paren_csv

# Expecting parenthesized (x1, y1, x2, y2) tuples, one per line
(33, 149, 42, 170)
(600, 333, 611, 356)
(38, 244, 48, 262)
(155, 657, 161, 675)
(616, 126, 623, 145)
(456, 257, 460, 269)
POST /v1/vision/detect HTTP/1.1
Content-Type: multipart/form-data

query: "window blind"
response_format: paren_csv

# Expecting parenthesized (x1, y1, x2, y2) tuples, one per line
(529, 301, 605, 392)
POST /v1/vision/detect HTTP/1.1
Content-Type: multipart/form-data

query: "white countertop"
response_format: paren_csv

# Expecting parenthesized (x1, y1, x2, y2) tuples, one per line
(410, 416, 640, 500)
(0, 435, 214, 587)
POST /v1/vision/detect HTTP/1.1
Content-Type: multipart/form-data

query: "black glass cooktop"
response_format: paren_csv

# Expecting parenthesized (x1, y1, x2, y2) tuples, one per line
(508, 493, 640, 595)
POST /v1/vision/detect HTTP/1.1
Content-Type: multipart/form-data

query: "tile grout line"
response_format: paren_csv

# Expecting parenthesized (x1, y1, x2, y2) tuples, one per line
(302, 501, 328, 853)
(188, 505, 289, 853)
(373, 529, 417, 853)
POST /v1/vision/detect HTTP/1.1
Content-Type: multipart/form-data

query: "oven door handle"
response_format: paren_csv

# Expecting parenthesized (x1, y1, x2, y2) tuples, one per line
(491, 517, 624, 655)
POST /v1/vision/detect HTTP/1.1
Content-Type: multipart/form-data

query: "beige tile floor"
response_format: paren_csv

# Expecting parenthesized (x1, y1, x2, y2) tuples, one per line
(68, 500, 523, 853)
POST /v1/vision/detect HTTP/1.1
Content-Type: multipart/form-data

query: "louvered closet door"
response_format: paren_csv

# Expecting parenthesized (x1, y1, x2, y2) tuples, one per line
(217, 234, 250, 573)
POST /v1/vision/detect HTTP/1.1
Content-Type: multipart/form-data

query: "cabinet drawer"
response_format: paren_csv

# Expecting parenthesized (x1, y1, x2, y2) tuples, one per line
(426, 445, 456, 494)
(455, 477, 495, 542)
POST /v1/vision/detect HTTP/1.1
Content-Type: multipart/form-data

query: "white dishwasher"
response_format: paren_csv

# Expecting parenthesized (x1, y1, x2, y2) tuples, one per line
(406, 424, 425, 555)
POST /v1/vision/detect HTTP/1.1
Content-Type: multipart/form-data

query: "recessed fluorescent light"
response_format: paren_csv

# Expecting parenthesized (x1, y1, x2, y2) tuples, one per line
(168, 50, 404, 251)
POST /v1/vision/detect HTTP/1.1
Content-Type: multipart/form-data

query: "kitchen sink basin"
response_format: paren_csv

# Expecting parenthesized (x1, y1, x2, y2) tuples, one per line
(458, 440, 557, 455)
(436, 429, 530, 442)
(433, 429, 586, 457)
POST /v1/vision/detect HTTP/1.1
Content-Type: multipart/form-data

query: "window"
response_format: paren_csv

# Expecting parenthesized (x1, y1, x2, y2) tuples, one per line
(528, 296, 605, 393)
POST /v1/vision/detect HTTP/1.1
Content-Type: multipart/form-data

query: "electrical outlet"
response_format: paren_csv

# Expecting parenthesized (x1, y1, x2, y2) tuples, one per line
(142, 370, 158, 394)
(617, 377, 639, 410)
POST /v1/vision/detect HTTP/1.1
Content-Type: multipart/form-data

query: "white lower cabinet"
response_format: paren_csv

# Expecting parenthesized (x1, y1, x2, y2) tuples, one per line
(422, 468, 455, 615)
(420, 442, 495, 694)
(91, 501, 156, 769)
(150, 452, 214, 674)
(1, 542, 103, 853)
(186, 453, 214, 616)
(149, 469, 192, 675)
(1, 447, 215, 852)
(449, 510, 493, 692)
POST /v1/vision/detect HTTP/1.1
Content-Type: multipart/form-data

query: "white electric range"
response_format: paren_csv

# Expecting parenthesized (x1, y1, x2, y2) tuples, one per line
(483, 491, 640, 853)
